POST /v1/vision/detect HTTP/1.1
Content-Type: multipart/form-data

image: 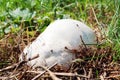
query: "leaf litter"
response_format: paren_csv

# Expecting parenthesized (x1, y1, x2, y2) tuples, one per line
(0, 30, 120, 80)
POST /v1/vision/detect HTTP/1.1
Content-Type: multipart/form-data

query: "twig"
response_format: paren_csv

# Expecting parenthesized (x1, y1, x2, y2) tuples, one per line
(75, 72, 81, 80)
(105, 75, 120, 79)
(80, 35, 87, 49)
(100, 75, 105, 80)
(39, 64, 61, 80)
(91, 7, 99, 25)
(27, 70, 89, 78)
(83, 67, 87, 80)
(83, 67, 87, 76)
(32, 62, 58, 80)
(0, 63, 17, 72)
(88, 68, 92, 78)
(0, 72, 20, 80)
(91, 6, 106, 41)
(0, 54, 39, 72)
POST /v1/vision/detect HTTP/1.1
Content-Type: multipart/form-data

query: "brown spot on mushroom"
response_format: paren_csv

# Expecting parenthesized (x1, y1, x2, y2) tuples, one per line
(76, 24, 79, 27)
(50, 50, 53, 53)
(42, 43, 45, 46)
(64, 46, 68, 49)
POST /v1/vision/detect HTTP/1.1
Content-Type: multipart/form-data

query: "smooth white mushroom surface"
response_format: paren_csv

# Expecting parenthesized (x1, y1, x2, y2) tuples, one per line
(20, 19, 97, 68)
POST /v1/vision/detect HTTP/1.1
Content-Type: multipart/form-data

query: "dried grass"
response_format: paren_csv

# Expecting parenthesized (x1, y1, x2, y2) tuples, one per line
(0, 31, 120, 80)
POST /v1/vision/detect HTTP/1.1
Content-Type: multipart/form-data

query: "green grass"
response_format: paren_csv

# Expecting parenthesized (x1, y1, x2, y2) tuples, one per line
(0, 0, 120, 61)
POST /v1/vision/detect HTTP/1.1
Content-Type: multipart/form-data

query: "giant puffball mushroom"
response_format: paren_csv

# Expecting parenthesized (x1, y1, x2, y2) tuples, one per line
(20, 19, 97, 69)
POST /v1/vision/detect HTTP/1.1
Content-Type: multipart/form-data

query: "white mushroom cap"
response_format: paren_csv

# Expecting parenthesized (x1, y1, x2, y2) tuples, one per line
(20, 19, 97, 68)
